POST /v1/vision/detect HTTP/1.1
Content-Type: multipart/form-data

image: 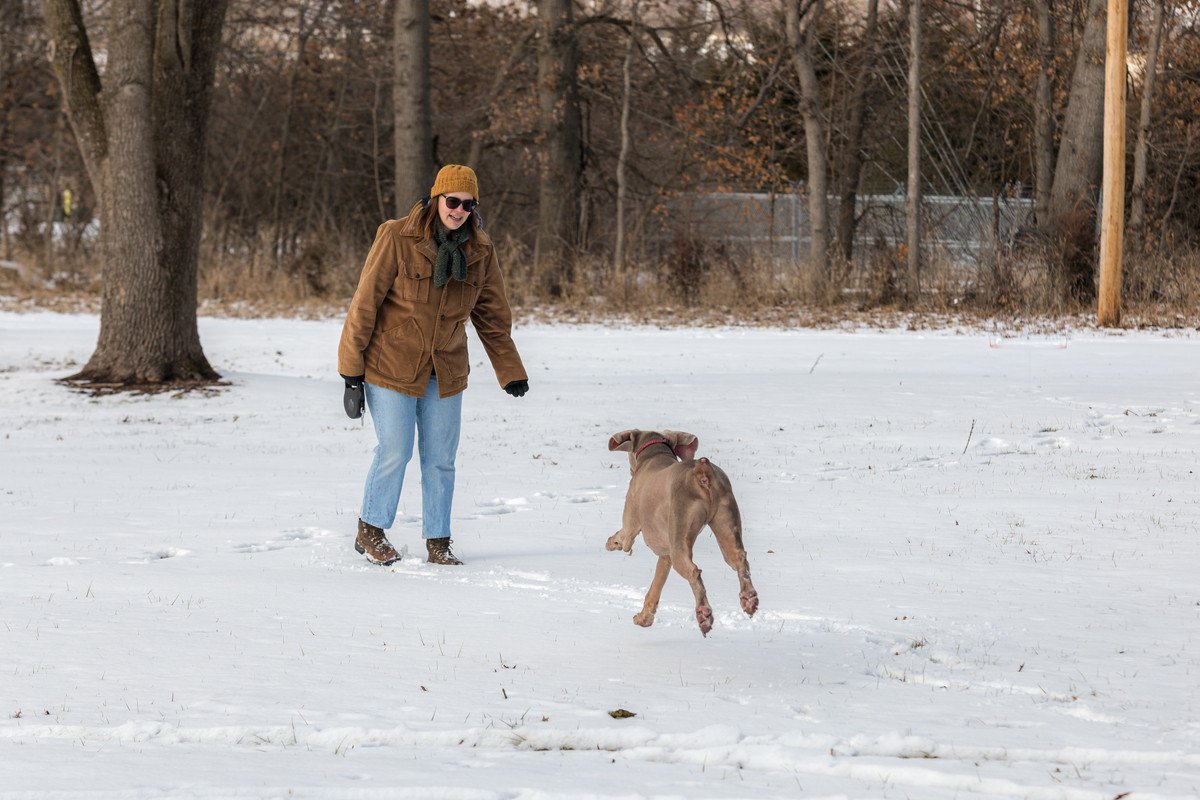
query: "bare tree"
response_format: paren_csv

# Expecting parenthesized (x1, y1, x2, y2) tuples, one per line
(1033, 0, 1056, 225)
(786, 0, 831, 276)
(1047, 0, 1107, 302)
(0, 0, 17, 261)
(906, 0, 923, 302)
(41, 0, 228, 385)
(835, 0, 880, 262)
(395, 0, 433, 212)
(1128, 0, 1165, 249)
(467, 27, 536, 169)
(535, 0, 582, 296)
(614, 0, 640, 273)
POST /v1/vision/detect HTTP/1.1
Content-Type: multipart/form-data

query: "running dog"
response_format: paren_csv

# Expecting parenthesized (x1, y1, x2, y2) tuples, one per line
(606, 429, 758, 636)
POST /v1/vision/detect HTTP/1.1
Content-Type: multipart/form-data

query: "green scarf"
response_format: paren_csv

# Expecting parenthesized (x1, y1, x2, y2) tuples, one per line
(433, 222, 470, 288)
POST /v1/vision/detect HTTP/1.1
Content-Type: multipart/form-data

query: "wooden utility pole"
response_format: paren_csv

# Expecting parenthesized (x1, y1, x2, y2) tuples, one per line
(1097, 0, 1128, 325)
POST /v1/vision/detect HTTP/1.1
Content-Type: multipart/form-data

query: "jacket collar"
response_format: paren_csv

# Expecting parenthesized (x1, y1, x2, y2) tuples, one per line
(413, 237, 487, 268)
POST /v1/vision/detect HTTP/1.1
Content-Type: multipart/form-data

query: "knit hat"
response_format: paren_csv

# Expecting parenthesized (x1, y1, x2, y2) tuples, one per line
(429, 164, 479, 202)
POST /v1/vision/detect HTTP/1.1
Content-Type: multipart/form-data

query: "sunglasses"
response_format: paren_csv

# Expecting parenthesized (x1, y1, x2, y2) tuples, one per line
(441, 196, 478, 212)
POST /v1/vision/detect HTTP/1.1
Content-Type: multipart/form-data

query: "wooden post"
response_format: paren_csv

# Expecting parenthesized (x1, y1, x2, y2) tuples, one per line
(1097, 0, 1128, 326)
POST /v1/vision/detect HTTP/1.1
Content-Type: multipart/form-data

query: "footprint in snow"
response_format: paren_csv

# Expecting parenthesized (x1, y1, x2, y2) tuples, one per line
(532, 489, 607, 503)
(975, 435, 1068, 456)
(126, 547, 191, 564)
(232, 527, 331, 554)
(476, 497, 527, 516)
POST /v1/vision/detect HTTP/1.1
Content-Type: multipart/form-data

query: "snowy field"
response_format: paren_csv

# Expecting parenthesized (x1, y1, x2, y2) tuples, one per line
(1, 309, 1199, 800)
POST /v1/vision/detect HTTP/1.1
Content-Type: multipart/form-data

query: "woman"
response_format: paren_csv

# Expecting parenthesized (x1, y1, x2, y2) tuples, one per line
(338, 165, 529, 567)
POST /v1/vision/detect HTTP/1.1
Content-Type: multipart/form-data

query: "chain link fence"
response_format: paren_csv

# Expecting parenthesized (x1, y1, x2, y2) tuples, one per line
(644, 191, 1037, 277)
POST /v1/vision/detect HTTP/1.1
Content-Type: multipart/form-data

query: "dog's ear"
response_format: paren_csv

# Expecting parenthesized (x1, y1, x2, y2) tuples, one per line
(663, 430, 699, 461)
(608, 430, 637, 452)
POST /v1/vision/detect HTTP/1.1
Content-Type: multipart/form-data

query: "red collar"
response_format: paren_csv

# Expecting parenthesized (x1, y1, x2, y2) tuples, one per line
(634, 438, 675, 461)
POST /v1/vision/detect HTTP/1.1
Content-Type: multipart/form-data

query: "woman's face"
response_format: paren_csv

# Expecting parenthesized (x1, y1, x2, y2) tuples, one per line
(438, 193, 474, 231)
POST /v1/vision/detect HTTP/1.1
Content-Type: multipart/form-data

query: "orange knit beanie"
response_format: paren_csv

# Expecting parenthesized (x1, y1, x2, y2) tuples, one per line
(429, 164, 479, 201)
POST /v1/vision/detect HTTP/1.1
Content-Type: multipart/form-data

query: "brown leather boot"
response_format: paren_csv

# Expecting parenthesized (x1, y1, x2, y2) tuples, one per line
(355, 519, 401, 566)
(425, 537, 463, 565)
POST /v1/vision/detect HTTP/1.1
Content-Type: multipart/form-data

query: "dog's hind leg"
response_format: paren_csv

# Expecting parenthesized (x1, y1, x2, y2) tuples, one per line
(669, 543, 713, 636)
(710, 498, 758, 617)
(633, 556, 671, 627)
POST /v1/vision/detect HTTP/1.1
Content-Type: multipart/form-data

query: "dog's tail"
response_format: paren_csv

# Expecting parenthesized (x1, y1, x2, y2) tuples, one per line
(693, 457, 714, 499)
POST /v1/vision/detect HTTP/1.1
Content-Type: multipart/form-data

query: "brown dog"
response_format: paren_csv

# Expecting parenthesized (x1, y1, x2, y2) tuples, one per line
(606, 429, 759, 636)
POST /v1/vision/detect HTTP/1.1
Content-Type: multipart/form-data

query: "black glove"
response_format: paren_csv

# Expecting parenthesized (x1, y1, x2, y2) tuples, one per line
(341, 374, 365, 419)
(503, 379, 529, 398)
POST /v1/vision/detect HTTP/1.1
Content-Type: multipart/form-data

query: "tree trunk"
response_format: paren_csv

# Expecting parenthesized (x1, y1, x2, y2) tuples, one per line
(44, 113, 62, 277)
(614, 0, 640, 274)
(271, 3, 326, 267)
(0, 150, 6, 260)
(41, 0, 227, 386)
(371, 74, 388, 222)
(786, 0, 831, 277)
(394, 0, 433, 213)
(906, 0, 923, 303)
(1127, 0, 1164, 250)
(0, 0, 14, 262)
(835, 0, 880, 263)
(535, 0, 582, 296)
(1047, 0, 1107, 302)
(1033, 0, 1056, 226)
(1159, 122, 1195, 246)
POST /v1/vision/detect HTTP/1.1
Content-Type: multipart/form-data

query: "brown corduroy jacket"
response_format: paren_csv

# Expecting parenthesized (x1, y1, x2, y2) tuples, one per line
(337, 215, 527, 399)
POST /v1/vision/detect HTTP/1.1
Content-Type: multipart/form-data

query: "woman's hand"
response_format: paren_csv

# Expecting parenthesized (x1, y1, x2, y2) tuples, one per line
(503, 380, 529, 398)
(341, 374, 365, 418)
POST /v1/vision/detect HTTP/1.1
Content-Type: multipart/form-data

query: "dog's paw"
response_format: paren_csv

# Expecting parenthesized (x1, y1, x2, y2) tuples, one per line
(632, 611, 655, 627)
(741, 589, 759, 617)
(696, 605, 714, 636)
(605, 532, 635, 554)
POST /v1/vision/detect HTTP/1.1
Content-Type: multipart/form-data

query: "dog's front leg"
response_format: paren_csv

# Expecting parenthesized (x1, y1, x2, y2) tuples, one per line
(606, 503, 641, 554)
(605, 528, 639, 554)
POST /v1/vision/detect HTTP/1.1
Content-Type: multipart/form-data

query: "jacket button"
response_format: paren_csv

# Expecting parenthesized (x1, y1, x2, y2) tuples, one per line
(440, 314, 446, 320)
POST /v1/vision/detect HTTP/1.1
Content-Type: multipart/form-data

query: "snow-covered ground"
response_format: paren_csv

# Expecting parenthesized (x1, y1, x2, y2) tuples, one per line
(1, 310, 1199, 800)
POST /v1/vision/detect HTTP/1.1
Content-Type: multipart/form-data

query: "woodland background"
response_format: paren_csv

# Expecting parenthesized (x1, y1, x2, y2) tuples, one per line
(3, 0, 1200, 323)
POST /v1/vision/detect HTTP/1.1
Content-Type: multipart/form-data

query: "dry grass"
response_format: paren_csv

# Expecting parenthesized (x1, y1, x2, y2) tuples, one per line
(3, 237, 1199, 332)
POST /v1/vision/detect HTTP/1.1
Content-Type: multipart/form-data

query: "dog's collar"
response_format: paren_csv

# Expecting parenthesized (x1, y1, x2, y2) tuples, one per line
(634, 438, 675, 461)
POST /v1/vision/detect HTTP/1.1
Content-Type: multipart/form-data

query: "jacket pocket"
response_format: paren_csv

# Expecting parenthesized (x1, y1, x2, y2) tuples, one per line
(373, 317, 425, 384)
(435, 320, 470, 381)
(399, 264, 432, 303)
(458, 275, 483, 316)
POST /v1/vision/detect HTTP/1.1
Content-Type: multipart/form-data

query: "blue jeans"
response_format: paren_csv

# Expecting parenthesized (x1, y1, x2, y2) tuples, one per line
(360, 377, 462, 539)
